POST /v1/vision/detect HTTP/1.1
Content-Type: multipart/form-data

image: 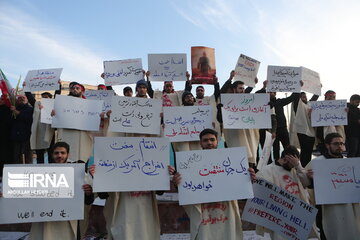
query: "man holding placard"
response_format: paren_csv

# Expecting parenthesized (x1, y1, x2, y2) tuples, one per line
(306, 133, 360, 240)
(0, 142, 94, 240)
(218, 72, 260, 166)
(291, 91, 319, 166)
(255, 146, 319, 239)
(92, 79, 163, 240)
(169, 128, 256, 240)
(52, 82, 95, 161)
(315, 90, 346, 156)
(24, 82, 60, 164)
(10, 93, 34, 164)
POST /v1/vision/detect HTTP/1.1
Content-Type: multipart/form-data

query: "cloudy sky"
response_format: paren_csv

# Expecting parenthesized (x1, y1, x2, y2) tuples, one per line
(1, 0, 359, 99)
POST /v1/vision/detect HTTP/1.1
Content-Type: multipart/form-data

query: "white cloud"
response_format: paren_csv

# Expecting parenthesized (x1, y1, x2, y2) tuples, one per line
(0, 4, 107, 86)
(172, 0, 360, 99)
(253, 0, 360, 99)
(171, 0, 244, 34)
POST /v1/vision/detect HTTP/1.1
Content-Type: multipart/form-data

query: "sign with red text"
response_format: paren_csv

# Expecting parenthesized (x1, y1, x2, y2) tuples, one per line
(233, 54, 260, 88)
(243, 178, 317, 240)
(164, 106, 213, 142)
(24, 68, 62, 92)
(300, 66, 321, 96)
(0, 164, 85, 224)
(93, 137, 170, 192)
(221, 94, 271, 129)
(148, 54, 187, 82)
(312, 157, 360, 204)
(267, 66, 302, 92)
(103, 58, 143, 85)
(176, 147, 253, 205)
(108, 96, 162, 134)
(310, 100, 347, 127)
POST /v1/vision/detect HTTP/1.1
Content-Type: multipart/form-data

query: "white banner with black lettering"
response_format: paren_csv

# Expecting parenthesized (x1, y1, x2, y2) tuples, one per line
(0, 164, 85, 224)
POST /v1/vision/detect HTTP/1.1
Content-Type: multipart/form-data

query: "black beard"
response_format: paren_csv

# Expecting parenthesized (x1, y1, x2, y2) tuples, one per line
(183, 102, 194, 106)
(69, 92, 81, 97)
(270, 96, 276, 102)
(282, 164, 292, 171)
(324, 150, 343, 159)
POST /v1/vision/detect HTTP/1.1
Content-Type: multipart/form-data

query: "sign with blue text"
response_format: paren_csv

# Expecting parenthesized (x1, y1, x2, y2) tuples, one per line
(310, 100, 347, 127)
(24, 68, 62, 92)
(243, 178, 317, 240)
(221, 93, 271, 129)
(148, 54, 187, 82)
(176, 147, 253, 205)
(104, 58, 143, 85)
(164, 106, 213, 142)
(93, 137, 170, 192)
(84, 90, 114, 113)
(0, 164, 85, 224)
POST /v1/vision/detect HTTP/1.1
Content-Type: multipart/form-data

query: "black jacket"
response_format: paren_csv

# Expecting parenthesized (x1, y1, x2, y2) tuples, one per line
(345, 103, 360, 137)
(10, 104, 33, 141)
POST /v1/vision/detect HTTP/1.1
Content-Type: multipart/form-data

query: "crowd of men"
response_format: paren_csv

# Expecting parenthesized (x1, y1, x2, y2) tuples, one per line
(0, 70, 359, 240)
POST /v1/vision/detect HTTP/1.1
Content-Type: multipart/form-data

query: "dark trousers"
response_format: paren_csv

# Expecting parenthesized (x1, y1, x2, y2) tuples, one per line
(346, 136, 360, 157)
(13, 140, 32, 164)
(316, 205, 327, 240)
(35, 149, 52, 164)
(0, 139, 12, 177)
(273, 127, 290, 161)
(297, 133, 315, 166)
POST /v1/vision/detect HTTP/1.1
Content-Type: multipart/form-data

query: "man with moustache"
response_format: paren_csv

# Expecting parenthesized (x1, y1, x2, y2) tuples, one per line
(307, 132, 360, 240)
(169, 128, 256, 240)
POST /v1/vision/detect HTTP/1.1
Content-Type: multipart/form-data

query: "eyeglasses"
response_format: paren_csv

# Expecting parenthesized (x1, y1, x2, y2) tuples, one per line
(71, 86, 81, 90)
(330, 142, 345, 146)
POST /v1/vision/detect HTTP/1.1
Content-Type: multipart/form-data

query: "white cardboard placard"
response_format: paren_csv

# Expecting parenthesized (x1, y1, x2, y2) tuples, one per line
(0, 164, 85, 224)
(51, 95, 103, 131)
(108, 96, 162, 134)
(148, 54, 187, 82)
(24, 68, 62, 92)
(84, 90, 114, 113)
(300, 66, 321, 96)
(164, 106, 213, 142)
(243, 178, 317, 240)
(267, 66, 301, 92)
(312, 157, 360, 204)
(310, 100, 347, 127)
(176, 147, 253, 205)
(93, 137, 170, 192)
(103, 58, 143, 85)
(40, 98, 54, 124)
(221, 94, 271, 129)
(233, 54, 260, 88)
